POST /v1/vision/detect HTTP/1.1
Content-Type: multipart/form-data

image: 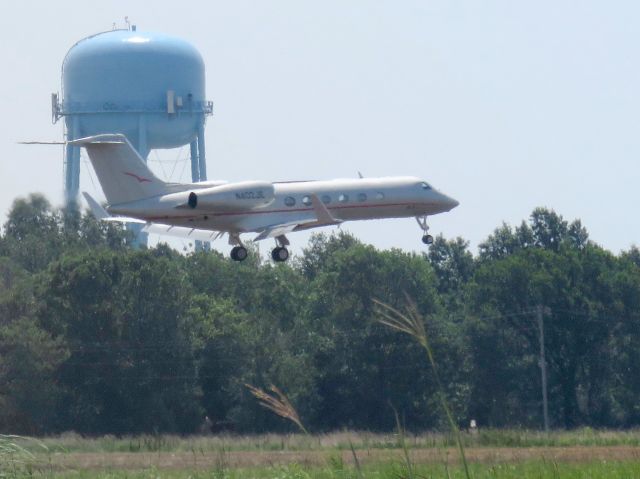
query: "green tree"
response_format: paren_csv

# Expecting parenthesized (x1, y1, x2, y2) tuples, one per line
(38, 249, 202, 434)
(1, 194, 63, 272)
(0, 257, 67, 433)
(468, 209, 631, 428)
(604, 253, 640, 425)
(303, 233, 468, 431)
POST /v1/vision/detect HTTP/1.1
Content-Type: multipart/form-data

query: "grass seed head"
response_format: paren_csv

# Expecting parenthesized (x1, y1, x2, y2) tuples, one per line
(245, 384, 308, 435)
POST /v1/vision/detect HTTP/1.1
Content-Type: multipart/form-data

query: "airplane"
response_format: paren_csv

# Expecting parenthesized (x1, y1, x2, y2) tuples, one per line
(73, 134, 459, 262)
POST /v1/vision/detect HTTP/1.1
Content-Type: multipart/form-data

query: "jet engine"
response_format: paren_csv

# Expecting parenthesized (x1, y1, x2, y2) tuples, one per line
(186, 181, 275, 211)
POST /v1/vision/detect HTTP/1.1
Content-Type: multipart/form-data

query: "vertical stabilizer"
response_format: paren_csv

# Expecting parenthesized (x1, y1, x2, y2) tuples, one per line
(71, 134, 168, 204)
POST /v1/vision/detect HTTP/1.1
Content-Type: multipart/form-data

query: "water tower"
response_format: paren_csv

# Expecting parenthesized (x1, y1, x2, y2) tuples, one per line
(52, 26, 213, 207)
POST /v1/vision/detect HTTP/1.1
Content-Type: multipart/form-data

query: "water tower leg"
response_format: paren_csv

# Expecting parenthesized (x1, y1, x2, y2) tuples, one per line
(130, 115, 149, 248)
(137, 116, 149, 160)
(64, 117, 81, 208)
(191, 138, 204, 252)
(197, 122, 207, 181)
(64, 145, 80, 207)
(190, 140, 200, 182)
(193, 128, 209, 252)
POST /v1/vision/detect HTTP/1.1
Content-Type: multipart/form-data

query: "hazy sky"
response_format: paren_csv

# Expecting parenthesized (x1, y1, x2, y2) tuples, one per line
(1, 1, 638, 256)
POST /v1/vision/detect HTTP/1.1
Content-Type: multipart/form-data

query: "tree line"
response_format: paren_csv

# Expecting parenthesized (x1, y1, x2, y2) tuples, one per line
(0, 193, 638, 435)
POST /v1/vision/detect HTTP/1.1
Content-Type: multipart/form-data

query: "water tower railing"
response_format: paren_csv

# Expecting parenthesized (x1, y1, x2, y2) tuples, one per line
(54, 100, 213, 119)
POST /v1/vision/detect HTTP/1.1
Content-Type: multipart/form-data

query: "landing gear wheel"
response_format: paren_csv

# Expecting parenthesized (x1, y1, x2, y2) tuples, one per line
(230, 246, 248, 261)
(416, 216, 433, 246)
(271, 246, 289, 262)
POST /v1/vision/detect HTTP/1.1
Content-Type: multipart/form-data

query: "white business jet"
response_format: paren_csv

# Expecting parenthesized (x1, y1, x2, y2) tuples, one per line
(75, 134, 458, 262)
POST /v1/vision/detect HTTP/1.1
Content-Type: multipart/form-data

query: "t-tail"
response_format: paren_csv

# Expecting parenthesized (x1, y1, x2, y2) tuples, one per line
(70, 134, 169, 205)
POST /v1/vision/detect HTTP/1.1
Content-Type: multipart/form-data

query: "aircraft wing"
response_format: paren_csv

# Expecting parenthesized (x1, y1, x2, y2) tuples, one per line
(142, 224, 224, 242)
(253, 194, 341, 241)
(253, 222, 300, 241)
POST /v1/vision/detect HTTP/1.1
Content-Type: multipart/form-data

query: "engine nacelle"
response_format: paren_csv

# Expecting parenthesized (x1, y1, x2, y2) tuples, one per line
(187, 181, 275, 211)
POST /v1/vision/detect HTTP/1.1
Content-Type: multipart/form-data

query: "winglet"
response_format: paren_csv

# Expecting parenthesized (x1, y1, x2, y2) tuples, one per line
(82, 192, 110, 220)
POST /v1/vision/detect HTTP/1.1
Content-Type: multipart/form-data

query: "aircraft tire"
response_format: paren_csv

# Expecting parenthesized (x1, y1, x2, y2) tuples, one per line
(422, 234, 434, 245)
(271, 247, 289, 262)
(231, 246, 248, 261)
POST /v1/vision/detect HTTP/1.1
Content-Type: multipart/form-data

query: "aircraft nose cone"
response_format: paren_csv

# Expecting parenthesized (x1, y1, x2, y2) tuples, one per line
(441, 194, 459, 211)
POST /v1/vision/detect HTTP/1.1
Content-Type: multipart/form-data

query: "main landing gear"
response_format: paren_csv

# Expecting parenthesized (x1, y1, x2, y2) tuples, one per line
(229, 233, 248, 262)
(416, 215, 434, 245)
(228, 233, 291, 262)
(271, 246, 289, 262)
(230, 245, 248, 261)
(271, 234, 290, 263)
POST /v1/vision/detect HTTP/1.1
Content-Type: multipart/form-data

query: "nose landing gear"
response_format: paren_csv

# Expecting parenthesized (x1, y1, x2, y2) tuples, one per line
(416, 216, 434, 245)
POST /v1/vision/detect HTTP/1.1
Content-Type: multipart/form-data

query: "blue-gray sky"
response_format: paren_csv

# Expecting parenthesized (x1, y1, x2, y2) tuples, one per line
(1, 1, 638, 255)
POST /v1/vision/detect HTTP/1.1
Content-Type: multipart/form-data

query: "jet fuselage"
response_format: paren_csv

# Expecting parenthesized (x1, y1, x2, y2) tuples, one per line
(108, 176, 458, 235)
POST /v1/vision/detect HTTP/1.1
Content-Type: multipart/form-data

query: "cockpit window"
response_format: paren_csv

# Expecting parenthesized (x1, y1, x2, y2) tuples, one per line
(421, 182, 432, 190)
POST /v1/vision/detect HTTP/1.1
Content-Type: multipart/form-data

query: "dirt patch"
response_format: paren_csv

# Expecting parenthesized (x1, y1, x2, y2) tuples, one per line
(46, 446, 640, 471)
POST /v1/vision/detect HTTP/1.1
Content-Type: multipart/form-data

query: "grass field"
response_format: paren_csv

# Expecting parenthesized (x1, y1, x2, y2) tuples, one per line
(2, 430, 640, 478)
(33, 461, 640, 479)
(15, 428, 640, 453)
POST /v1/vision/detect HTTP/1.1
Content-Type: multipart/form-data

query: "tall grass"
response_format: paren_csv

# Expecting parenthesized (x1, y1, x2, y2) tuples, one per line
(35, 459, 640, 478)
(374, 295, 471, 479)
(0, 434, 49, 477)
(10, 432, 640, 478)
(20, 429, 640, 454)
(245, 384, 309, 434)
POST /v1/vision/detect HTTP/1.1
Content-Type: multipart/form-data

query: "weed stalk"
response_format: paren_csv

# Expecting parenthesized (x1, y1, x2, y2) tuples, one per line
(374, 295, 471, 479)
(245, 383, 309, 435)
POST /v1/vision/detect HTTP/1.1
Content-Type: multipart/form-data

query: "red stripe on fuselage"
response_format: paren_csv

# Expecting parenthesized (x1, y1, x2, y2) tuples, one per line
(142, 201, 424, 221)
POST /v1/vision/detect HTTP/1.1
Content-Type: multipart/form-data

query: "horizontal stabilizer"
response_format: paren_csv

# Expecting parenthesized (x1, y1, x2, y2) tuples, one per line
(83, 192, 145, 224)
(82, 191, 222, 242)
(82, 192, 110, 220)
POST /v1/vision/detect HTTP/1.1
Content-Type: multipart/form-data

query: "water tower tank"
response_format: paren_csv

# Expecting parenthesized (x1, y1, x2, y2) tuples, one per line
(54, 28, 212, 204)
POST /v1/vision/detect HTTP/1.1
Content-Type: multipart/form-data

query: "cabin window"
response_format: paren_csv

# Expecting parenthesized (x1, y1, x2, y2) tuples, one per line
(357, 193, 367, 202)
(302, 196, 312, 206)
(321, 195, 331, 204)
(375, 192, 385, 200)
(421, 182, 432, 190)
(338, 194, 349, 203)
(284, 196, 296, 207)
